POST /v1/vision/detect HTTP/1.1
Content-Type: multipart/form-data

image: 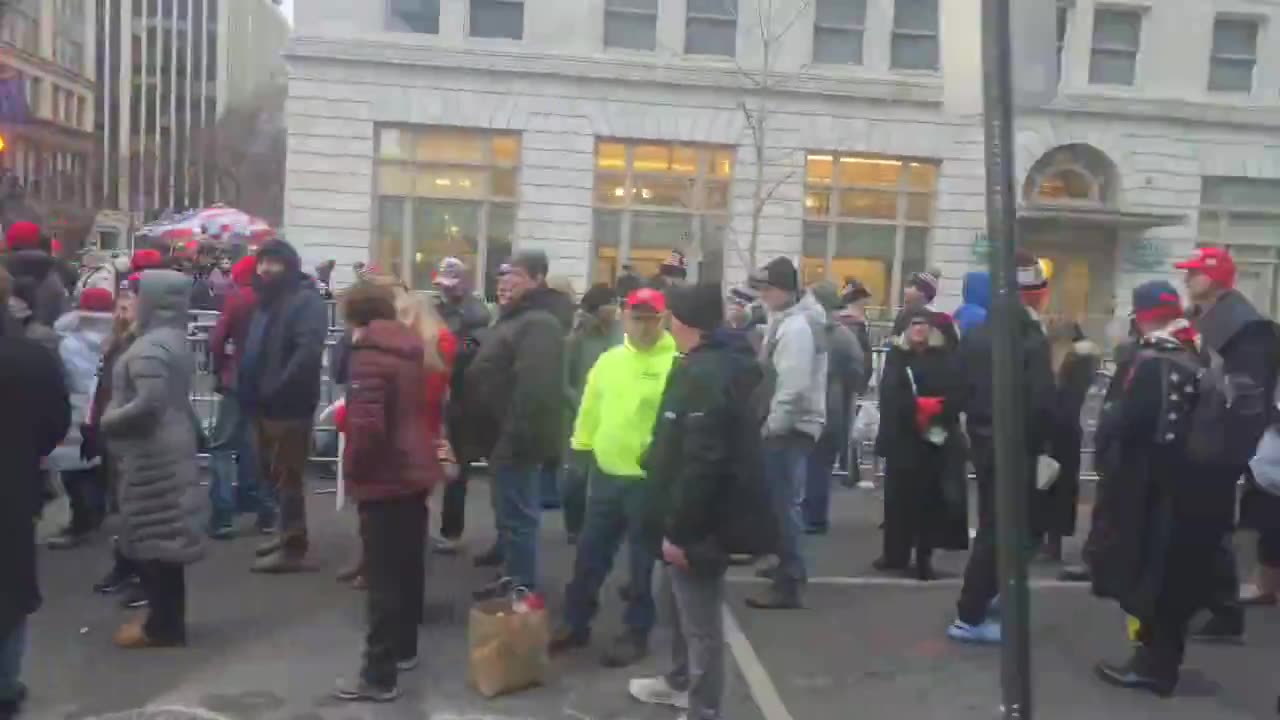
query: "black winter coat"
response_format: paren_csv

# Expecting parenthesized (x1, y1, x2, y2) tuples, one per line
(959, 306, 1056, 453)
(462, 287, 570, 465)
(1086, 336, 1224, 621)
(1038, 328, 1101, 538)
(239, 262, 329, 421)
(0, 313, 70, 636)
(644, 329, 777, 570)
(875, 337, 970, 551)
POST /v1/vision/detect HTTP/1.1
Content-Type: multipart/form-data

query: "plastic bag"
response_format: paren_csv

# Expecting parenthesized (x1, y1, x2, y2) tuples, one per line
(468, 589, 550, 698)
(1249, 425, 1280, 496)
(852, 402, 880, 444)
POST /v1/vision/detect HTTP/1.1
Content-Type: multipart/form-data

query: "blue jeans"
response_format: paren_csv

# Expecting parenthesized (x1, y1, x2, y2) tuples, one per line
(766, 435, 813, 590)
(494, 464, 541, 589)
(802, 431, 840, 530)
(563, 470, 657, 638)
(0, 618, 26, 703)
(208, 395, 272, 530)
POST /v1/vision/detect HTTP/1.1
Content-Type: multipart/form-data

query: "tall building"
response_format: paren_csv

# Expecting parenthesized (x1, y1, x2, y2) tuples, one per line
(286, 0, 1280, 336)
(0, 0, 98, 239)
(96, 0, 288, 217)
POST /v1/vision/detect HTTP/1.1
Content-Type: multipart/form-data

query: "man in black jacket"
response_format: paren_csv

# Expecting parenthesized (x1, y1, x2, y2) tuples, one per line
(948, 251, 1057, 644)
(463, 250, 569, 598)
(0, 267, 71, 717)
(431, 256, 493, 553)
(629, 284, 772, 720)
(239, 240, 330, 573)
(1175, 248, 1280, 643)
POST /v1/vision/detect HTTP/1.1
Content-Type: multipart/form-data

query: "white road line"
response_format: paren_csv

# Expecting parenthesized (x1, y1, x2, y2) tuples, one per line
(722, 604, 796, 720)
(726, 574, 1094, 590)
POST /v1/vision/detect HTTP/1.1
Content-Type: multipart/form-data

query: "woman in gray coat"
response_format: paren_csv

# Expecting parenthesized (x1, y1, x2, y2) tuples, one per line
(101, 270, 204, 648)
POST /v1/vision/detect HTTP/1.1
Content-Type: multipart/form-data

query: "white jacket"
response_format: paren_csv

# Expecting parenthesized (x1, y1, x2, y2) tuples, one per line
(762, 291, 829, 440)
(48, 310, 114, 471)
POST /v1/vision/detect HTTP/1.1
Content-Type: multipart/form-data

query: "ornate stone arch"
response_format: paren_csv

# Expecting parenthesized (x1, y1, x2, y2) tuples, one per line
(1021, 143, 1121, 207)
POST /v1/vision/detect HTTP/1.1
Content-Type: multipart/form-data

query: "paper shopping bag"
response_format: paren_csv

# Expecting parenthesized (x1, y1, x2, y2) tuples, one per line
(468, 598, 551, 698)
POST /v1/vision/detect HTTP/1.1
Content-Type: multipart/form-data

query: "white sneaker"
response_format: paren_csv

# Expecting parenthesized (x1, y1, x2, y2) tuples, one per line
(432, 536, 462, 555)
(628, 676, 690, 709)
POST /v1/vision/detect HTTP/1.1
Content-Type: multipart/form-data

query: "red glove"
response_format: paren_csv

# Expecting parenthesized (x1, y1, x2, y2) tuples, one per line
(915, 396, 945, 433)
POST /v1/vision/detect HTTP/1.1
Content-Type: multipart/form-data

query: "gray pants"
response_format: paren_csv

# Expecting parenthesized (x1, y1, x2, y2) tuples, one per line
(663, 563, 726, 720)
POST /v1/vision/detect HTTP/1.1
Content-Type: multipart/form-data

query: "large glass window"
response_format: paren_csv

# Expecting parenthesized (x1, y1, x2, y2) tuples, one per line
(471, 0, 524, 40)
(1208, 16, 1258, 93)
(802, 154, 937, 306)
(686, 0, 737, 57)
(1089, 8, 1141, 86)
(890, 0, 938, 70)
(375, 127, 520, 300)
(1199, 177, 1280, 316)
(387, 0, 440, 34)
(813, 0, 865, 65)
(592, 141, 734, 286)
(605, 0, 658, 51)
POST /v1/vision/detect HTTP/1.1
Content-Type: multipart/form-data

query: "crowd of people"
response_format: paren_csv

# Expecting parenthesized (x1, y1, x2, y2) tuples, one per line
(1, 214, 1279, 717)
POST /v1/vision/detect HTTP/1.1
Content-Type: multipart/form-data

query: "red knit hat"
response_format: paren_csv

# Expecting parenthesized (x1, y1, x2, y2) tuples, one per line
(5, 221, 41, 251)
(131, 248, 164, 271)
(79, 287, 115, 313)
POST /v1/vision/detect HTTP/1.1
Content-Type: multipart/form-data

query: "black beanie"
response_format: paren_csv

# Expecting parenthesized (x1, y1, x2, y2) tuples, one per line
(749, 256, 799, 292)
(667, 284, 723, 333)
(580, 283, 616, 312)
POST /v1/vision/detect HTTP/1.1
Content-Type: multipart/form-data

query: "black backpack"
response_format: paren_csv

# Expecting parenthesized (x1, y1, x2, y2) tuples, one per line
(1187, 355, 1272, 468)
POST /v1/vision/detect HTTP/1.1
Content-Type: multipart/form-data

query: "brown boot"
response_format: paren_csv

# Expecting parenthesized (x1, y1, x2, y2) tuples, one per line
(251, 549, 306, 574)
(113, 618, 151, 649)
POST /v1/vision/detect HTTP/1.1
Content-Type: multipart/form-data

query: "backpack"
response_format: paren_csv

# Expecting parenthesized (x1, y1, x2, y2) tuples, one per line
(1186, 348, 1271, 467)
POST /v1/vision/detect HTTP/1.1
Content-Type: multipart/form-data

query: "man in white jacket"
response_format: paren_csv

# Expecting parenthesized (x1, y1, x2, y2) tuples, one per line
(746, 257, 828, 609)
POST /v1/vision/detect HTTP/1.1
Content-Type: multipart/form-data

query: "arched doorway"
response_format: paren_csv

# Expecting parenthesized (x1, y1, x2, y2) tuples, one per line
(1019, 144, 1121, 338)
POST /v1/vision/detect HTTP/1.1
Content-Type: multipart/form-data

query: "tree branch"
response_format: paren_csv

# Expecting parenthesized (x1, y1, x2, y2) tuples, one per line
(759, 167, 798, 209)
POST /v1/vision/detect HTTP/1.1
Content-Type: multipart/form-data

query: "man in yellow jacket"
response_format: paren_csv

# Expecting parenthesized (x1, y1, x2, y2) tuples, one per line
(550, 287, 678, 668)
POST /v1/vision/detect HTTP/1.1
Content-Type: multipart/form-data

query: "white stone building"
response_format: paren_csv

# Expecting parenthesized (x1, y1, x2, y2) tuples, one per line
(286, 0, 1280, 337)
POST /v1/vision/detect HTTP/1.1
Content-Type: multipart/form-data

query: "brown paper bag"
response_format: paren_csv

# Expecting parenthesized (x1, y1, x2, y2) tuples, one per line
(468, 598, 551, 698)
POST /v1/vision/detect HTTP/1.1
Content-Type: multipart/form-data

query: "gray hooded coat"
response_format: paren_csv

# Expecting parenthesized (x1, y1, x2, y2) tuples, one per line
(101, 270, 205, 565)
(762, 291, 830, 440)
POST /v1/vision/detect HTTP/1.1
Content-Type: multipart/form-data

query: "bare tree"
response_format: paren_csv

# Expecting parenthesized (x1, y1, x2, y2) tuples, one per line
(738, 0, 811, 271)
(195, 83, 286, 225)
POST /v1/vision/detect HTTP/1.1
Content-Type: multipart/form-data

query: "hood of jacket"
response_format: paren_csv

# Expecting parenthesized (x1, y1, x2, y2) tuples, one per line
(5, 248, 55, 282)
(230, 255, 257, 287)
(351, 319, 424, 361)
(704, 326, 757, 357)
(1197, 288, 1268, 354)
(774, 291, 830, 355)
(505, 285, 574, 332)
(54, 310, 115, 353)
(136, 270, 191, 332)
(961, 272, 992, 309)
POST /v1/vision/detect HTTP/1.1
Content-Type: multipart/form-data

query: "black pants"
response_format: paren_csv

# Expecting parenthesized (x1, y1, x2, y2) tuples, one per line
(440, 465, 469, 541)
(360, 494, 427, 688)
(136, 560, 186, 644)
(956, 434, 1034, 625)
(1139, 530, 1222, 679)
(1206, 538, 1244, 628)
(63, 467, 106, 536)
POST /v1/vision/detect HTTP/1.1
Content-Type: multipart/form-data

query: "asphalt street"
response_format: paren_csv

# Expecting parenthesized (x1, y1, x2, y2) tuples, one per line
(22, 469, 1280, 720)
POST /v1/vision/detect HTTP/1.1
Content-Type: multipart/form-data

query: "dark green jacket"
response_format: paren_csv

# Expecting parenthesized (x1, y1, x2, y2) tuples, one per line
(462, 287, 570, 465)
(565, 311, 623, 412)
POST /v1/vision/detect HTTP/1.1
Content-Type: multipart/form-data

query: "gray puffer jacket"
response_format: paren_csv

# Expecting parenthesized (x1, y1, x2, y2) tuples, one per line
(101, 270, 205, 565)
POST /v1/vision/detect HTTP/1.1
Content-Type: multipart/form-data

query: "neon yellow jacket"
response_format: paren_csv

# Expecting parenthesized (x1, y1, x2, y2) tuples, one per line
(570, 332, 678, 479)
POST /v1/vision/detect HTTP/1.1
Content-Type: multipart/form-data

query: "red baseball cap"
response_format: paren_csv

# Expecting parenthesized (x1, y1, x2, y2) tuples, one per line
(1175, 247, 1236, 288)
(626, 287, 666, 314)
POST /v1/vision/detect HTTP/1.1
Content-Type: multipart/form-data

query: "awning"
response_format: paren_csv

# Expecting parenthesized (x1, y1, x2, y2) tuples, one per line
(1018, 203, 1186, 230)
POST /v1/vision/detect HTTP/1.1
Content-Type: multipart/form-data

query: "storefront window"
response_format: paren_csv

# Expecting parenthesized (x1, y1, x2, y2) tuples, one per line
(802, 153, 937, 306)
(1199, 177, 1280, 316)
(591, 141, 733, 286)
(375, 126, 519, 299)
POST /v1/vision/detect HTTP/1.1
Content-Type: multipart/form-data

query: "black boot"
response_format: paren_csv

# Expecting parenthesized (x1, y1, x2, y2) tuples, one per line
(915, 551, 935, 582)
(1095, 648, 1177, 698)
(1190, 611, 1244, 644)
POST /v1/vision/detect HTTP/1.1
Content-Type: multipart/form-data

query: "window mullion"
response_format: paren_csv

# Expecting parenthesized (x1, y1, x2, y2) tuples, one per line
(400, 196, 413, 286)
(620, 146, 634, 268)
(477, 201, 490, 290)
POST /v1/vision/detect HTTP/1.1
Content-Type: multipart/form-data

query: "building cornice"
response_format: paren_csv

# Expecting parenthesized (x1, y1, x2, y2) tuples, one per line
(0, 44, 94, 91)
(1045, 92, 1280, 130)
(285, 35, 945, 106)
